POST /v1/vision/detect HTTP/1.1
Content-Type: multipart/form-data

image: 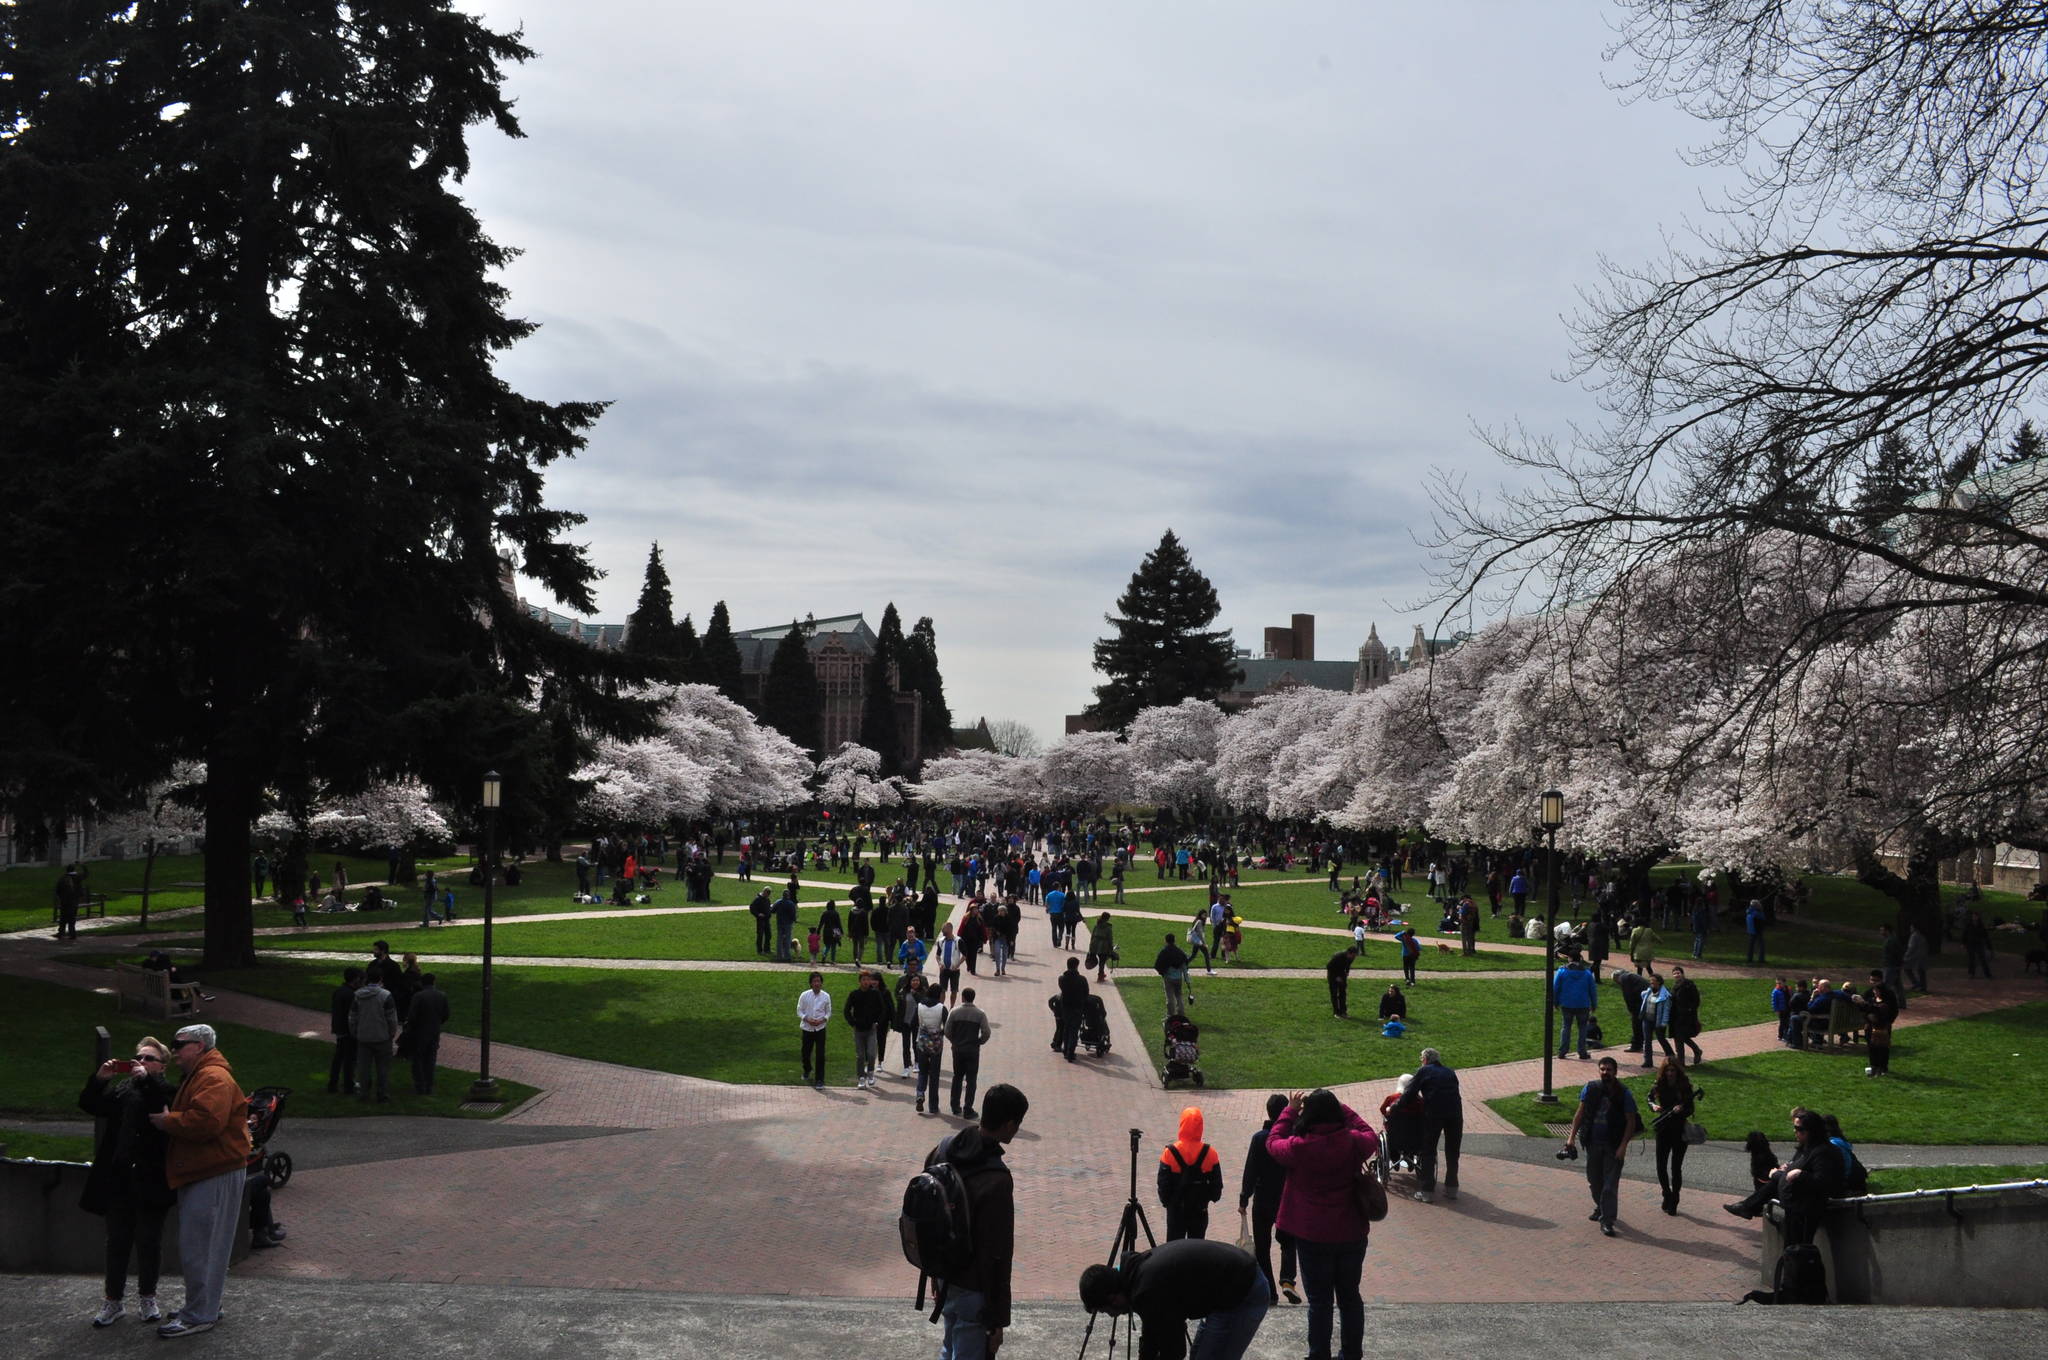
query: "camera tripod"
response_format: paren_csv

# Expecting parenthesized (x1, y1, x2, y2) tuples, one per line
(1076, 1127, 1174, 1360)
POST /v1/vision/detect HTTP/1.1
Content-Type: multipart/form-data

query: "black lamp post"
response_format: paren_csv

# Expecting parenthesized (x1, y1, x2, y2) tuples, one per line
(469, 771, 501, 1101)
(1537, 788, 1565, 1105)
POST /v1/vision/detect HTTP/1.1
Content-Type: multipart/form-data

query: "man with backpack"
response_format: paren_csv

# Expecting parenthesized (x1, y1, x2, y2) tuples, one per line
(1156, 1107, 1225, 1241)
(906, 1084, 1029, 1359)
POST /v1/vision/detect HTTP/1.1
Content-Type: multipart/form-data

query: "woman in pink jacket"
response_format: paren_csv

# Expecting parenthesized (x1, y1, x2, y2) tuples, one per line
(1265, 1087, 1378, 1360)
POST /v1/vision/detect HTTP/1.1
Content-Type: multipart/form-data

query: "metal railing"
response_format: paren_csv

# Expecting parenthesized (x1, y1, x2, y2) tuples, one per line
(1830, 1178, 2048, 1208)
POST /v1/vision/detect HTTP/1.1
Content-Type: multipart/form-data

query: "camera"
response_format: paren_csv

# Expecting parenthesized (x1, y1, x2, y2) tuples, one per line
(1556, 1144, 1579, 1161)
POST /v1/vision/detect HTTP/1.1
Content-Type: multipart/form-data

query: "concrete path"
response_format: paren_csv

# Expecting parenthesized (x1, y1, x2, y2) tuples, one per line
(1, 908, 2031, 1307)
(5, 1279, 2039, 1360)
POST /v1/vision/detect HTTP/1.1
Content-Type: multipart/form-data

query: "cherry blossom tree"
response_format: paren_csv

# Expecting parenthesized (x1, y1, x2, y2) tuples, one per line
(1213, 686, 1353, 819)
(909, 750, 1028, 813)
(1032, 731, 1133, 813)
(89, 763, 208, 928)
(815, 743, 905, 811)
(1127, 699, 1226, 817)
(577, 684, 811, 827)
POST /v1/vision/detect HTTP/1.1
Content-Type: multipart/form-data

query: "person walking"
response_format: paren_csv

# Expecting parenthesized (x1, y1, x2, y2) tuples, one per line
(147, 1025, 252, 1338)
(914, 984, 948, 1114)
(772, 888, 799, 963)
(1628, 919, 1659, 975)
(1326, 946, 1359, 1018)
(1638, 973, 1677, 1069)
(79, 1037, 176, 1328)
(1562, 1055, 1640, 1237)
(348, 967, 400, 1103)
(1395, 926, 1420, 986)
(54, 864, 83, 941)
(326, 967, 361, 1094)
(1902, 924, 1931, 995)
(1086, 911, 1118, 983)
(1055, 956, 1090, 1063)
(1409, 1047, 1463, 1204)
(934, 924, 963, 1004)
(798, 972, 832, 1091)
(894, 969, 926, 1078)
(1553, 956, 1597, 1060)
(1264, 1088, 1378, 1360)
(924, 1084, 1028, 1360)
(1238, 1093, 1300, 1306)
(1156, 1107, 1225, 1241)
(946, 987, 992, 1118)
(1669, 965, 1704, 1067)
(1963, 910, 1996, 978)
(1647, 1058, 1695, 1215)
(1155, 933, 1191, 1019)
(844, 969, 889, 1089)
(1743, 898, 1768, 964)
(404, 973, 451, 1095)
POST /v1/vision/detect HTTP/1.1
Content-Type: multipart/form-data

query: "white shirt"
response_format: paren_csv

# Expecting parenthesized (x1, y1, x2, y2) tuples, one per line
(798, 988, 831, 1030)
(1353, 923, 1368, 946)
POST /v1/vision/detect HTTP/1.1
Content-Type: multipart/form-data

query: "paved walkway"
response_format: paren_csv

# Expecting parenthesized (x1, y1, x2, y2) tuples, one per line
(0, 903, 2030, 1304)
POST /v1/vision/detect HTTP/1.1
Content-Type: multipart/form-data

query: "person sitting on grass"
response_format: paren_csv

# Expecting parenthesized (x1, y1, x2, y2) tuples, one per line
(1378, 984, 1407, 1023)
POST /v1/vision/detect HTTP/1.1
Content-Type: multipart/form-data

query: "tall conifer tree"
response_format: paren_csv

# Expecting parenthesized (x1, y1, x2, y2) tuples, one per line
(861, 604, 906, 776)
(1086, 531, 1240, 730)
(899, 616, 953, 757)
(700, 601, 747, 705)
(623, 544, 679, 672)
(760, 621, 822, 755)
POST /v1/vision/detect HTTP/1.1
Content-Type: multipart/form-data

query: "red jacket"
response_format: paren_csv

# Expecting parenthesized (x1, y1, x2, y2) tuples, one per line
(1265, 1102, 1379, 1245)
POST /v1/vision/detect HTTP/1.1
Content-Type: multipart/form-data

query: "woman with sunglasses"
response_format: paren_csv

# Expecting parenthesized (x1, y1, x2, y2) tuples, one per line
(78, 1037, 177, 1328)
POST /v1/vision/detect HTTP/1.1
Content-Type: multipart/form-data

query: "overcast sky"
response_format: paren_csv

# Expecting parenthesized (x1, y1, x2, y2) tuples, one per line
(464, 0, 1722, 742)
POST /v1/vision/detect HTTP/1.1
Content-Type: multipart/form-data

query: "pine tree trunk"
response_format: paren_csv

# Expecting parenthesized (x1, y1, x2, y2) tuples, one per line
(201, 758, 258, 970)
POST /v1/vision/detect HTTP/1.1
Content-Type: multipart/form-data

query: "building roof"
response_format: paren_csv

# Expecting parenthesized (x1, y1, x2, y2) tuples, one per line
(1229, 658, 1358, 695)
(734, 615, 876, 674)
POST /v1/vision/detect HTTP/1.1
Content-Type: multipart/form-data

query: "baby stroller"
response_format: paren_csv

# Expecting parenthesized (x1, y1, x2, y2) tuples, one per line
(245, 1086, 293, 1190)
(1077, 994, 1112, 1057)
(1162, 1014, 1204, 1087)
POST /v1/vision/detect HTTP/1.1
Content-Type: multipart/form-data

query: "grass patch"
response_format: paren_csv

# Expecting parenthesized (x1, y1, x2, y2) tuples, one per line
(0, 976, 535, 1120)
(68, 955, 835, 1085)
(176, 908, 766, 963)
(1114, 976, 1762, 1090)
(1, 851, 400, 933)
(1866, 1164, 2048, 1193)
(0, 1128, 96, 1161)
(1484, 1000, 2048, 1144)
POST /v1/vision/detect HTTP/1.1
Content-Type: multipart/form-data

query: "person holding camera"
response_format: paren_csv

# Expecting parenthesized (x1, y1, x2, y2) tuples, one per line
(1263, 1088, 1378, 1360)
(1078, 1237, 1269, 1360)
(1562, 1055, 1640, 1237)
(1647, 1058, 1696, 1215)
(79, 1037, 177, 1328)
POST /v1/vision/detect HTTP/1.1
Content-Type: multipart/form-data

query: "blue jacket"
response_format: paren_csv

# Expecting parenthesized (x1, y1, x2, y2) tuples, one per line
(1409, 1061, 1462, 1119)
(1552, 964, 1598, 1009)
(1745, 904, 1766, 936)
(1639, 986, 1672, 1027)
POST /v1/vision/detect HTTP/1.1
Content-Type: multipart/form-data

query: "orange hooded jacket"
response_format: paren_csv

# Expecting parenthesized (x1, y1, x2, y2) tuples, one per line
(1160, 1106, 1221, 1174)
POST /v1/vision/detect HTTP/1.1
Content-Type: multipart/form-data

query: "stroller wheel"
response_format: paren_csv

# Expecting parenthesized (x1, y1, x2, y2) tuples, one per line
(264, 1151, 293, 1190)
(1193, 1071, 1205, 1087)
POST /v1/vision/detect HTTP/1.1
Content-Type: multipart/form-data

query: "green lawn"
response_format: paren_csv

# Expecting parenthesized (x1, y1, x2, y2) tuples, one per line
(1, 851, 401, 933)
(155, 907, 768, 964)
(1114, 976, 1763, 1091)
(1484, 1000, 2048, 1145)
(0, 1128, 96, 1161)
(74, 857, 769, 938)
(69, 955, 836, 1086)
(0, 976, 535, 1121)
(1867, 1163, 2048, 1193)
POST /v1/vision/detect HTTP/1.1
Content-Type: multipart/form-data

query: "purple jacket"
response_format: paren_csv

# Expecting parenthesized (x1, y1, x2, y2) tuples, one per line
(1265, 1103, 1380, 1245)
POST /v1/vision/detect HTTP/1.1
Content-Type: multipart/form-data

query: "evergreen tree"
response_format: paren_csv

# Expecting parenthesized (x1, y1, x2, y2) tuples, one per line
(899, 616, 954, 757)
(623, 544, 678, 672)
(1996, 419, 2044, 469)
(760, 620, 823, 755)
(0, 0, 653, 967)
(1086, 530, 1241, 730)
(1853, 433, 1934, 522)
(861, 604, 906, 776)
(675, 614, 703, 683)
(700, 601, 747, 706)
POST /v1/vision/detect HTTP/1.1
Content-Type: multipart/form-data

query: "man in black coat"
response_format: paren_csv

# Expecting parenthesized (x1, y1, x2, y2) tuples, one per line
(1236, 1093, 1297, 1305)
(1079, 1238, 1269, 1360)
(327, 967, 362, 1094)
(1055, 957, 1091, 1062)
(405, 974, 452, 1095)
(1611, 967, 1647, 1052)
(749, 888, 773, 955)
(1326, 946, 1359, 1017)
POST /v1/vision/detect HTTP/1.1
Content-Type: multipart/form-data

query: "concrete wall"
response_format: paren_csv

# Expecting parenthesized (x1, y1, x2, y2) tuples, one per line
(1761, 1187, 2048, 1307)
(0, 1158, 250, 1274)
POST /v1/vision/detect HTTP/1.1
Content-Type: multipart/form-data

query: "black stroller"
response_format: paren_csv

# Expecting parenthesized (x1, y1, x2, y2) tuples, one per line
(1162, 1013, 1204, 1087)
(1048, 994, 1113, 1058)
(245, 1086, 293, 1189)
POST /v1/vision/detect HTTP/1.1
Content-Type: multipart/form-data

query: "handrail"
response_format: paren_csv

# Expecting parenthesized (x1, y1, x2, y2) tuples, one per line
(1829, 1178, 2048, 1207)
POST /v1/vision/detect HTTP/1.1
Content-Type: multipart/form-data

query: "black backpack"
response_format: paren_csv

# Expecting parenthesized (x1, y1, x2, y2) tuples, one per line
(1741, 1244, 1828, 1305)
(900, 1154, 975, 1319)
(1837, 1143, 1869, 1197)
(1163, 1143, 1214, 1205)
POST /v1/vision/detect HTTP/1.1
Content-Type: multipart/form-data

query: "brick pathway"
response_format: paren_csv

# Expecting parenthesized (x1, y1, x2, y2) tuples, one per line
(0, 919, 2026, 1303)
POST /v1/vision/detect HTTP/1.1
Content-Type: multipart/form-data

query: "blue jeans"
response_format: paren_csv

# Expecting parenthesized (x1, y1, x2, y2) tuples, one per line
(1691, 932, 1706, 958)
(938, 1285, 987, 1360)
(1745, 933, 1766, 963)
(1295, 1237, 1367, 1360)
(916, 1048, 943, 1108)
(1557, 1007, 1590, 1057)
(1190, 1268, 1270, 1360)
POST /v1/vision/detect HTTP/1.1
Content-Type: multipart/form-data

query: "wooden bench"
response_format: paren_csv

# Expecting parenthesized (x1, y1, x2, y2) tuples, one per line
(111, 964, 203, 1020)
(52, 892, 111, 925)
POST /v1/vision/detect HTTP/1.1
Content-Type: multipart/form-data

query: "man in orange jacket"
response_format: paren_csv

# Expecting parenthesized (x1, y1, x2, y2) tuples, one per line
(147, 1024, 251, 1339)
(1157, 1106, 1225, 1241)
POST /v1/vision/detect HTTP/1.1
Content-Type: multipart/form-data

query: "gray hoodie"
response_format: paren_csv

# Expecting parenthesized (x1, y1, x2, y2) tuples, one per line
(349, 983, 399, 1044)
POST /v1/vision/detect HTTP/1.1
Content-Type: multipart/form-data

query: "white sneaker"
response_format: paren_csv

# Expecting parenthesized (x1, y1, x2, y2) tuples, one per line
(92, 1300, 124, 1329)
(902, 1065, 914, 1077)
(138, 1296, 162, 1323)
(1411, 1191, 1433, 1203)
